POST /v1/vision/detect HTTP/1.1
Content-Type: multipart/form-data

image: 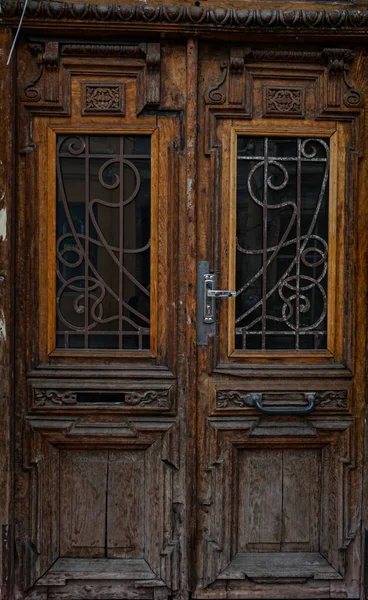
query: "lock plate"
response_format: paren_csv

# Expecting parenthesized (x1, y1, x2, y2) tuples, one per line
(204, 273, 216, 324)
(196, 261, 216, 346)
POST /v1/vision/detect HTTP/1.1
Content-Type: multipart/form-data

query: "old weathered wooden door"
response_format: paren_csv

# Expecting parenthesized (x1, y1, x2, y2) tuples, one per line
(1, 5, 368, 600)
(194, 41, 368, 599)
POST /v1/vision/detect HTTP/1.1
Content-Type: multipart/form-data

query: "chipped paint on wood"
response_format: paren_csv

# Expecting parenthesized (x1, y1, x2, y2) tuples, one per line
(0, 207, 6, 241)
(0, 309, 6, 342)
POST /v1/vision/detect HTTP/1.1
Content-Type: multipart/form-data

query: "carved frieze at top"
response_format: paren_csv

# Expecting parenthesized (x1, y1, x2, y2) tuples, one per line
(204, 45, 363, 114)
(3, 0, 368, 35)
(21, 37, 162, 117)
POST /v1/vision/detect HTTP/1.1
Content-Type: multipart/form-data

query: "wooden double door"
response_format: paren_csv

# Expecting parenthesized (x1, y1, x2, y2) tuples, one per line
(8, 32, 368, 600)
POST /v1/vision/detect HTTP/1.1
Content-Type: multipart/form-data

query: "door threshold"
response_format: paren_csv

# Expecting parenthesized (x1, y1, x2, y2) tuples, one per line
(218, 552, 342, 582)
(35, 557, 160, 587)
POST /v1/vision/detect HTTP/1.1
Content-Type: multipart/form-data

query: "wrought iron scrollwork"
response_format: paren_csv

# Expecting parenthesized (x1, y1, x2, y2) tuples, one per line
(236, 136, 329, 351)
(56, 134, 151, 350)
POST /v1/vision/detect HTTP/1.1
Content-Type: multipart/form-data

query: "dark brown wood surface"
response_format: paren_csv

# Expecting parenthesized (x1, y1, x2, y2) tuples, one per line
(1, 8, 368, 600)
(0, 26, 15, 600)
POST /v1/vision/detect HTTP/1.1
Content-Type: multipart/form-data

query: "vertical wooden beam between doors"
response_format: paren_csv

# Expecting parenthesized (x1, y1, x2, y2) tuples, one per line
(183, 37, 198, 598)
(0, 27, 15, 600)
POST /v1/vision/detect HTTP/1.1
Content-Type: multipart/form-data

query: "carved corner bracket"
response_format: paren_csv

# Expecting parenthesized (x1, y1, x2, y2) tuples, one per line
(136, 42, 161, 114)
(23, 40, 60, 103)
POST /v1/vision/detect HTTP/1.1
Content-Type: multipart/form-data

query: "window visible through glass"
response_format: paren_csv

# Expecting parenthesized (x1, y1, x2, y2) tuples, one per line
(236, 136, 329, 351)
(56, 134, 151, 350)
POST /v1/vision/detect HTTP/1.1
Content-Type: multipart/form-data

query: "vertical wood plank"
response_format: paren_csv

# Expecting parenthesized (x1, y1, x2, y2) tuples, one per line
(107, 450, 145, 558)
(282, 449, 321, 551)
(60, 450, 108, 557)
(238, 449, 282, 551)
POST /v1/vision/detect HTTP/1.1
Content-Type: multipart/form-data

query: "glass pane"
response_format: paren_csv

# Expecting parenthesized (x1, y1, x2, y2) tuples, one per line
(56, 134, 151, 350)
(235, 136, 329, 351)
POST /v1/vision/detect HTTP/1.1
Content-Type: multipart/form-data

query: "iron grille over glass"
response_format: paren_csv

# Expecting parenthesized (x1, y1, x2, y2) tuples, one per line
(56, 134, 151, 350)
(236, 136, 329, 351)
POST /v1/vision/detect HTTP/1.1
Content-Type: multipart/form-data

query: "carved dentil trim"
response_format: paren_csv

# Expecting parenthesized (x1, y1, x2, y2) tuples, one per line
(4, 1, 368, 32)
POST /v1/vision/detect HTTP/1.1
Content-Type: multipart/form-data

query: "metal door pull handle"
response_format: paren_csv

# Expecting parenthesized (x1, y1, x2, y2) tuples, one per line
(207, 290, 236, 298)
(252, 392, 316, 415)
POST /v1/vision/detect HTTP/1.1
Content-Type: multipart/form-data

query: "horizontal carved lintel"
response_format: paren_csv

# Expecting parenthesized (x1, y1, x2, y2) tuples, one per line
(3, 2, 368, 34)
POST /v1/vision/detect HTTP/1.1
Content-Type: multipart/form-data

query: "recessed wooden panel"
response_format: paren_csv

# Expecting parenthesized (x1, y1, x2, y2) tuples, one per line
(60, 449, 150, 560)
(107, 451, 145, 558)
(238, 448, 321, 553)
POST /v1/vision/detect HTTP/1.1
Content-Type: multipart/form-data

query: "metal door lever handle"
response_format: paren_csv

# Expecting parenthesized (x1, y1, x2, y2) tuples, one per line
(207, 290, 236, 298)
(202, 273, 236, 324)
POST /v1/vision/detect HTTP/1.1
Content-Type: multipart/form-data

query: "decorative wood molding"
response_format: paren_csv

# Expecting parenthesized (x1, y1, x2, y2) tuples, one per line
(32, 384, 174, 410)
(3, 1, 368, 35)
(19, 37, 163, 132)
(229, 47, 245, 105)
(124, 390, 170, 408)
(24, 40, 59, 102)
(216, 389, 349, 409)
(205, 61, 227, 105)
(264, 86, 304, 117)
(60, 42, 147, 58)
(82, 82, 125, 115)
(315, 389, 349, 407)
(34, 389, 77, 406)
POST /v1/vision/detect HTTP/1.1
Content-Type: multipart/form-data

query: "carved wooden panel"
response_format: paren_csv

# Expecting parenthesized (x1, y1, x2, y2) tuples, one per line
(30, 380, 176, 412)
(215, 389, 349, 411)
(198, 413, 358, 589)
(264, 86, 304, 117)
(82, 82, 125, 115)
